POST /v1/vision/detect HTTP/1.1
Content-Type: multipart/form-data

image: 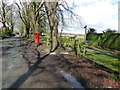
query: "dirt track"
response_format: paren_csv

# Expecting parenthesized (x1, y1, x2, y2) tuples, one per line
(19, 42, 120, 88)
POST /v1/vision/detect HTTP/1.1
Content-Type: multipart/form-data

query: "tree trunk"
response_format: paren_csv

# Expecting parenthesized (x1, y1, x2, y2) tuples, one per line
(25, 24, 30, 37)
(25, 24, 31, 37)
(44, 2, 59, 52)
(3, 22, 7, 32)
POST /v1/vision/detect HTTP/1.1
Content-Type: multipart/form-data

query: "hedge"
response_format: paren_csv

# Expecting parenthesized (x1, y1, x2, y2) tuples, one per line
(87, 33, 120, 50)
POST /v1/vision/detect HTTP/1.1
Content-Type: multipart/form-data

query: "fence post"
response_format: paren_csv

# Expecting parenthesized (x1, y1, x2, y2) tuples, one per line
(83, 25, 87, 56)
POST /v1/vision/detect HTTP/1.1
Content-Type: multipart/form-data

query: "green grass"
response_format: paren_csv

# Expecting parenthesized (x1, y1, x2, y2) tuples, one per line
(70, 51, 120, 79)
(109, 73, 118, 79)
(85, 52, 120, 72)
(61, 35, 120, 72)
(63, 35, 120, 79)
(89, 46, 120, 54)
(76, 36, 84, 40)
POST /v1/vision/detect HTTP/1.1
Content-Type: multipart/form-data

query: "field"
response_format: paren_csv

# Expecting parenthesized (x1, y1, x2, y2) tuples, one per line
(85, 51, 119, 72)
(60, 35, 120, 77)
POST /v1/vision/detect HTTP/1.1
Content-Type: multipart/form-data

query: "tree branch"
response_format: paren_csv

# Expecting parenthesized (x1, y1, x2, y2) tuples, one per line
(15, 2, 26, 24)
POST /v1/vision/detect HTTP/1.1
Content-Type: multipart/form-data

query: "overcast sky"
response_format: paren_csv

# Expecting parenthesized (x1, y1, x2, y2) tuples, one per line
(61, 0, 119, 34)
(0, 0, 119, 34)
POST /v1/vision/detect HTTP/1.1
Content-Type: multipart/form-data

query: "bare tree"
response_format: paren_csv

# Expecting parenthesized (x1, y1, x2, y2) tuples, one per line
(44, 1, 59, 51)
(6, 5, 14, 35)
(29, 2, 45, 34)
(15, 0, 46, 37)
(44, 0, 80, 51)
(15, 1, 31, 37)
(0, 0, 15, 35)
(15, 0, 80, 52)
(0, 0, 7, 33)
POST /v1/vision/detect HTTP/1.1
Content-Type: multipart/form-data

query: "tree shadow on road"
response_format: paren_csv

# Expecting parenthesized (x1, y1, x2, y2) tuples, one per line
(7, 48, 50, 89)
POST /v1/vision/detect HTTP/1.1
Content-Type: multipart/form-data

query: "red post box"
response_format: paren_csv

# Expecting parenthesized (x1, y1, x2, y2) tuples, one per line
(35, 32, 40, 45)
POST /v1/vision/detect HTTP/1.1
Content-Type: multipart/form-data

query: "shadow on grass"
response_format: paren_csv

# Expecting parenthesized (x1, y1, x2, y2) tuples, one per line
(85, 53, 120, 79)
(92, 52, 120, 59)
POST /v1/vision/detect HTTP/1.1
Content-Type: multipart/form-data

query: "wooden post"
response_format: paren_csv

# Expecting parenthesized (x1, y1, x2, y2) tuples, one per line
(84, 25, 87, 44)
(83, 25, 87, 56)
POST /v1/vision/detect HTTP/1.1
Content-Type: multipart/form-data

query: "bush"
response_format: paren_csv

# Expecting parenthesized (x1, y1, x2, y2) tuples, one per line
(87, 33, 120, 50)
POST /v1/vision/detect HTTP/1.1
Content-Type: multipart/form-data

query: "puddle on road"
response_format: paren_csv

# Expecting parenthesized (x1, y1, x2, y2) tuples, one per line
(60, 69, 85, 89)
(50, 52, 56, 55)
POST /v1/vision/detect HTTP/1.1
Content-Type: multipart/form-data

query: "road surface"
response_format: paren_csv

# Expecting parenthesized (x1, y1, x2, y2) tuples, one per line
(1, 36, 119, 88)
(1, 37, 28, 88)
(1, 37, 84, 89)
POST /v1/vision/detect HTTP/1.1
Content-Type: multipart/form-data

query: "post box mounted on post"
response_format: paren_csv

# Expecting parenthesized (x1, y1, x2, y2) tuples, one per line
(34, 32, 40, 47)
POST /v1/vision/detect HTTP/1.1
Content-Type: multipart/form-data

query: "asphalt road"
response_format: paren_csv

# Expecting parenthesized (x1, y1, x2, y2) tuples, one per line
(0, 40, 2, 89)
(1, 37, 28, 88)
(1, 37, 84, 89)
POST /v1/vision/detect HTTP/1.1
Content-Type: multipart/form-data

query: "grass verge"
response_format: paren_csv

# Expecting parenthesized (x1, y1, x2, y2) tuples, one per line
(70, 51, 120, 80)
(85, 52, 120, 72)
(87, 45, 120, 54)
